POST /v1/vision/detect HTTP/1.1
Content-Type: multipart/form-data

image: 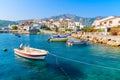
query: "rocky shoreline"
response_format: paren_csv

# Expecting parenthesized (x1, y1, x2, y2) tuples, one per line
(71, 32, 120, 47)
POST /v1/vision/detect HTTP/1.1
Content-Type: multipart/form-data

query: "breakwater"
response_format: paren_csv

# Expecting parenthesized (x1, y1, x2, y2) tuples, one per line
(0, 30, 56, 34)
(0, 30, 10, 33)
(71, 32, 120, 47)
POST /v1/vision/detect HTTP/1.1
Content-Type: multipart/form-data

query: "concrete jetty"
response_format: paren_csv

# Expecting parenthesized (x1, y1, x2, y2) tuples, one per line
(71, 32, 120, 47)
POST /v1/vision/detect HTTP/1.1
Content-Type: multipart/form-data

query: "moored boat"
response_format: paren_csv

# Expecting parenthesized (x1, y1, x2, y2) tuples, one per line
(14, 44, 48, 60)
(67, 39, 87, 46)
(49, 34, 68, 42)
(15, 34, 21, 37)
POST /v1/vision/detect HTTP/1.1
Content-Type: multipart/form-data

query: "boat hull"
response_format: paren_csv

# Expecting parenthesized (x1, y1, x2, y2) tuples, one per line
(49, 38, 68, 42)
(67, 40, 87, 46)
(14, 49, 47, 60)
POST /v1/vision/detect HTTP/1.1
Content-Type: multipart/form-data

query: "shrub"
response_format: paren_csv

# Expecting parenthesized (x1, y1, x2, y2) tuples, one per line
(65, 28, 73, 32)
(81, 27, 92, 32)
(12, 26, 18, 30)
(96, 29, 105, 32)
(41, 25, 51, 30)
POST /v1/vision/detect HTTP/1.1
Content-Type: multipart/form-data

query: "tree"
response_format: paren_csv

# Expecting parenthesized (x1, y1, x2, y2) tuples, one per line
(76, 26, 80, 29)
(12, 26, 18, 30)
(40, 25, 51, 31)
(65, 28, 73, 32)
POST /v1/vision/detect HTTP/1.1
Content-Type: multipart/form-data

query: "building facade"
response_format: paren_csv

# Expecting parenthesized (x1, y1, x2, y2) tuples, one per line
(92, 16, 120, 29)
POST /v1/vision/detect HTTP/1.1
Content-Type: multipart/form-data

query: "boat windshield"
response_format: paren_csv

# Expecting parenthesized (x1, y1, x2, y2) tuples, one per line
(19, 44, 24, 50)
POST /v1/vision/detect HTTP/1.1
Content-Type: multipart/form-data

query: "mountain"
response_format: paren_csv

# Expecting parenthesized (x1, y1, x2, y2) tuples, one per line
(17, 19, 34, 23)
(0, 20, 18, 27)
(42, 14, 105, 26)
(42, 14, 81, 21)
(0, 14, 105, 27)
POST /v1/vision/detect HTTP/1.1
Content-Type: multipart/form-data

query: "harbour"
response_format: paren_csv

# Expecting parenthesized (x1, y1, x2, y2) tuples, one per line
(1, 33, 120, 80)
(1, 0, 120, 80)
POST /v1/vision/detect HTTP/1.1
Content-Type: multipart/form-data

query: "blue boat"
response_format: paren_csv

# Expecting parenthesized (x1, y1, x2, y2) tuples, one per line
(15, 34, 21, 38)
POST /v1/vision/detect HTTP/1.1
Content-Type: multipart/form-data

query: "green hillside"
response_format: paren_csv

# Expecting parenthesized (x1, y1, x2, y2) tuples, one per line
(0, 20, 18, 27)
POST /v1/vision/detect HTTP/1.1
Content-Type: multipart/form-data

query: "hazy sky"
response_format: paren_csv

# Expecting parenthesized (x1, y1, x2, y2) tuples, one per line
(0, 0, 120, 20)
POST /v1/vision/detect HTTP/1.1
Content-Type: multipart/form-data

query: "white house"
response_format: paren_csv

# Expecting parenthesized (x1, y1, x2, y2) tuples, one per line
(52, 21, 60, 27)
(92, 16, 120, 29)
(23, 26, 31, 31)
(74, 22, 84, 29)
(68, 21, 75, 29)
(74, 22, 80, 26)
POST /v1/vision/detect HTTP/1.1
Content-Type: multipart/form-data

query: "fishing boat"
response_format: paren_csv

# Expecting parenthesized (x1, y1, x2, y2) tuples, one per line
(49, 34, 68, 42)
(67, 39, 87, 46)
(14, 44, 48, 60)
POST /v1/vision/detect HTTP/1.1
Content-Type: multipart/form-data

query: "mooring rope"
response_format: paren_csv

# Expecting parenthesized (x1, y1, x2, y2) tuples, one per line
(49, 53, 120, 71)
(55, 57, 71, 80)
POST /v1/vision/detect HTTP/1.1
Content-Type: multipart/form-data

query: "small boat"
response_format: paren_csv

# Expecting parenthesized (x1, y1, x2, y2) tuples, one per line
(15, 34, 21, 38)
(14, 44, 48, 60)
(49, 34, 68, 42)
(3, 48, 8, 52)
(67, 39, 87, 46)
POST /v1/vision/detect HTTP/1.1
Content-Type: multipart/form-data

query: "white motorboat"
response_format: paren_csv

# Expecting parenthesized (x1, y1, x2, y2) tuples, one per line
(14, 44, 48, 60)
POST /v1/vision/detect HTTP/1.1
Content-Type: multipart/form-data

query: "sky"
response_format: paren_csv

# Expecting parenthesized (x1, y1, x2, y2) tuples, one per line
(0, 0, 120, 20)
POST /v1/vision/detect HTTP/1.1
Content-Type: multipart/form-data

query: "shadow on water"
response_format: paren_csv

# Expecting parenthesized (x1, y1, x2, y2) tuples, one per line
(14, 55, 72, 80)
(46, 55, 86, 80)
(57, 59, 86, 80)
(15, 55, 48, 70)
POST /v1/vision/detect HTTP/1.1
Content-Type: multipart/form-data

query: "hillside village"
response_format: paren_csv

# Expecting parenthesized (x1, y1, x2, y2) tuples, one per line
(0, 18, 84, 34)
(1, 16, 120, 35)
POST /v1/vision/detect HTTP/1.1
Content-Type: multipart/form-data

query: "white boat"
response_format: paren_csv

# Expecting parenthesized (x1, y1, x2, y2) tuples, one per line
(14, 45, 48, 60)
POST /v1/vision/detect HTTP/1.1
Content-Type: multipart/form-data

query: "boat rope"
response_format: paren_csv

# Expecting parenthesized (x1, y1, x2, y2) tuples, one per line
(55, 57, 71, 80)
(49, 53, 120, 71)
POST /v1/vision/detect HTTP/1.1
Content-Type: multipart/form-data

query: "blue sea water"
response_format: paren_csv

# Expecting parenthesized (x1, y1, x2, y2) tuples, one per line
(1, 33, 120, 80)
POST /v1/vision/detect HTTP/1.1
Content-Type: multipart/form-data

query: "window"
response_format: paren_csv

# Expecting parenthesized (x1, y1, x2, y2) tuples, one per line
(104, 22, 107, 24)
(109, 21, 112, 24)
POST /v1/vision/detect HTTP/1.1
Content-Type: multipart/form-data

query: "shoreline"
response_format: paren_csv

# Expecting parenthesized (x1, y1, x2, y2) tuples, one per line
(1, 30, 120, 47)
(71, 32, 120, 47)
(0, 30, 56, 34)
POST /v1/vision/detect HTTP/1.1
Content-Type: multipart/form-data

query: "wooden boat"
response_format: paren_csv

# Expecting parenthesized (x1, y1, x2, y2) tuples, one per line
(14, 45, 48, 60)
(49, 34, 68, 42)
(67, 39, 87, 46)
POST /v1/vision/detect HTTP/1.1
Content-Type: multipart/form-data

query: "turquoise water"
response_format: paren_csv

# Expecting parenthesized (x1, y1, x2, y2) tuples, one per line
(1, 33, 120, 80)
